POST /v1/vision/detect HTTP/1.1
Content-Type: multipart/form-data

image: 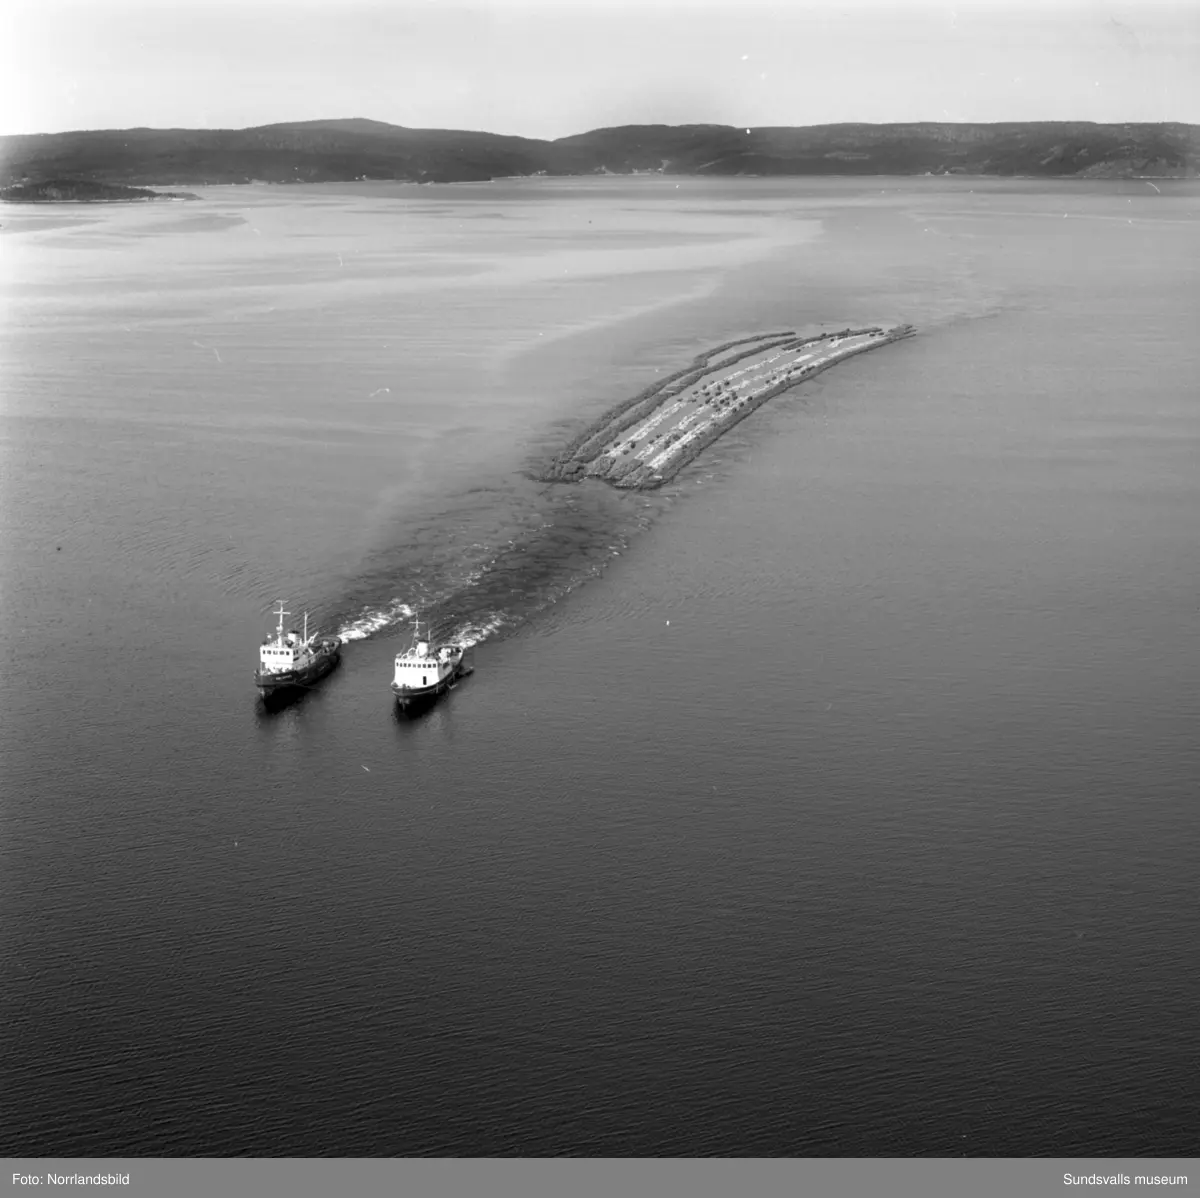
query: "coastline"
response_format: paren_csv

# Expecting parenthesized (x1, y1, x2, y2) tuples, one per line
(0, 181, 200, 204)
(0, 196, 197, 205)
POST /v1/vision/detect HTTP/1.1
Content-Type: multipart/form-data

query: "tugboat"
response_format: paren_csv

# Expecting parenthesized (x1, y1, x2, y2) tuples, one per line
(255, 601, 341, 697)
(391, 615, 472, 710)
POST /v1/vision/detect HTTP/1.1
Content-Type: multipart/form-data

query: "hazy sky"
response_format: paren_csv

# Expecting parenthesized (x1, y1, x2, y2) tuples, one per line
(3, 0, 1198, 137)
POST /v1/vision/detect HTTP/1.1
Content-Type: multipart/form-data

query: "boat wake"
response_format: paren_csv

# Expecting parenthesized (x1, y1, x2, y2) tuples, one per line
(335, 600, 415, 644)
(336, 601, 504, 651)
(324, 475, 672, 651)
(313, 323, 902, 652)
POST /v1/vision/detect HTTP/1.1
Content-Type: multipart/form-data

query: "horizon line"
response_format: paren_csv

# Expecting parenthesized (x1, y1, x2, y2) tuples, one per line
(4, 115, 1200, 141)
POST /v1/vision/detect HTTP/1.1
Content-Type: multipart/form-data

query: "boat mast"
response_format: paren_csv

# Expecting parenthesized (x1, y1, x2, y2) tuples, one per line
(273, 600, 289, 639)
(303, 611, 308, 644)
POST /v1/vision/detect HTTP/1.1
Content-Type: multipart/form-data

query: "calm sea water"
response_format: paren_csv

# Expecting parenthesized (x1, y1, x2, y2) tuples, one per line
(2, 176, 1198, 1156)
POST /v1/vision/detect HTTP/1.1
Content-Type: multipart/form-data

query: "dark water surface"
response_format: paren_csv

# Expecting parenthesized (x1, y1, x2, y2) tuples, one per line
(2, 177, 1198, 1155)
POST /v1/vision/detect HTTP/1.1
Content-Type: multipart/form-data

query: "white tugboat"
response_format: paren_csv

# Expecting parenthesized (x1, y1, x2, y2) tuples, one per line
(391, 615, 472, 709)
(255, 601, 341, 697)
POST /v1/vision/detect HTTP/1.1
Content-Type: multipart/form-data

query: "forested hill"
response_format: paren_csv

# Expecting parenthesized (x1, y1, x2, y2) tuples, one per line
(1, 118, 1196, 187)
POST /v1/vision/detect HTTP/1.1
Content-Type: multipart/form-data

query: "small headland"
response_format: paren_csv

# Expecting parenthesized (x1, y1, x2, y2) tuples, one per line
(0, 179, 200, 203)
(538, 324, 916, 490)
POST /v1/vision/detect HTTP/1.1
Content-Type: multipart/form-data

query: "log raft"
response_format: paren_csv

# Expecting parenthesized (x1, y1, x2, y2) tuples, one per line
(540, 324, 915, 490)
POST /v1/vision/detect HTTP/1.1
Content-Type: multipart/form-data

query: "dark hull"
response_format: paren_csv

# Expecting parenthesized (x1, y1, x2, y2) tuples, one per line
(256, 648, 340, 696)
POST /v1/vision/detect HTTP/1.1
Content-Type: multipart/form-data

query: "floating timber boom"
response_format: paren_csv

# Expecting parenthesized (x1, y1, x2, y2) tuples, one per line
(541, 324, 915, 490)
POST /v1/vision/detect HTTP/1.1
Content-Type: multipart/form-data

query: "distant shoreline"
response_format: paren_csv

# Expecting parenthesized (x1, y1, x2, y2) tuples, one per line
(95, 172, 1194, 195)
(3, 119, 1196, 189)
(0, 180, 200, 204)
(0, 197, 196, 205)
